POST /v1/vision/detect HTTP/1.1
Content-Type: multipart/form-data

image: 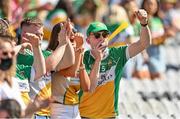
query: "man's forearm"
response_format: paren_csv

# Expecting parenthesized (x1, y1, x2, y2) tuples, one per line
(128, 25, 151, 58)
(89, 60, 101, 92)
(140, 26, 151, 48)
(33, 46, 46, 80)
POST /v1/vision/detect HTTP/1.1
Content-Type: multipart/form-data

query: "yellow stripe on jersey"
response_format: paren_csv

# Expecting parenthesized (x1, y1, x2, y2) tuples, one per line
(36, 82, 51, 116)
(64, 85, 80, 105)
(79, 81, 115, 118)
(21, 92, 30, 105)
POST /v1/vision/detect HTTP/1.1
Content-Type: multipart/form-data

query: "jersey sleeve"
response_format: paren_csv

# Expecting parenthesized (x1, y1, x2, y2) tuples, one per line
(42, 50, 52, 58)
(83, 50, 91, 74)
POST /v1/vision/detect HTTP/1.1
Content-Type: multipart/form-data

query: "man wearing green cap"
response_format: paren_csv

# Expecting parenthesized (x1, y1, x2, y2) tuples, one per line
(79, 9, 151, 118)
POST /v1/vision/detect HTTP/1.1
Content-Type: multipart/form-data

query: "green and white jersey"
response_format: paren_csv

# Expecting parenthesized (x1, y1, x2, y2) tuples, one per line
(16, 49, 51, 92)
(79, 46, 129, 118)
(16, 49, 52, 116)
(51, 72, 81, 105)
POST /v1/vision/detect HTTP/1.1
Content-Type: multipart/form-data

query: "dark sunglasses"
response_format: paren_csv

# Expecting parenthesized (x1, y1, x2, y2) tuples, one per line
(93, 31, 109, 39)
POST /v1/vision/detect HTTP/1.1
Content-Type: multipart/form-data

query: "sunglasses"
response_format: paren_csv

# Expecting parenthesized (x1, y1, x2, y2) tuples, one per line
(93, 31, 109, 39)
(1, 51, 15, 57)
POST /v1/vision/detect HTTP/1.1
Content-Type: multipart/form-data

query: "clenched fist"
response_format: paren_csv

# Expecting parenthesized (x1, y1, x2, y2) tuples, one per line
(135, 9, 148, 26)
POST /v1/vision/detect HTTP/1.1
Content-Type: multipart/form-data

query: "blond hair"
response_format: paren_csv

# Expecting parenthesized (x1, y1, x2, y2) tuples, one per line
(0, 34, 16, 87)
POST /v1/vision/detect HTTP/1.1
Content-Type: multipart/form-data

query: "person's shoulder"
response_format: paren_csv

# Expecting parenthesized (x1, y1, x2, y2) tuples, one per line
(17, 50, 33, 60)
(109, 46, 127, 52)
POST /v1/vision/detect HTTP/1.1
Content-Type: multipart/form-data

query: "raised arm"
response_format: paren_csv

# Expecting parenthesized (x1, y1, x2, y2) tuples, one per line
(59, 33, 92, 92)
(14, 43, 32, 56)
(59, 33, 83, 77)
(78, 54, 91, 92)
(45, 40, 68, 73)
(55, 39, 75, 71)
(128, 9, 152, 58)
(46, 21, 75, 72)
(79, 39, 104, 92)
(23, 33, 46, 80)
(87, 40, 104, 92)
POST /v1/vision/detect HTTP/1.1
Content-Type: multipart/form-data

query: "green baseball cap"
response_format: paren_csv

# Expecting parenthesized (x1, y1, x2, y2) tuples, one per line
(86, 21, 110, 36)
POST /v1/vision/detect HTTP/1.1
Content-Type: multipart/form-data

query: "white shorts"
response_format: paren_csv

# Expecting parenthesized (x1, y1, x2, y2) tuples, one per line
(51, 103, 81, 119)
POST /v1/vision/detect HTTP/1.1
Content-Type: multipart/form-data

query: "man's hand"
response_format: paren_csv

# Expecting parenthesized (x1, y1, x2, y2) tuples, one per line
(21, 42, 32, 51)
(23, 33, 41, 48)
(135, 9, 148, 25)
(91, 40, 105, 62)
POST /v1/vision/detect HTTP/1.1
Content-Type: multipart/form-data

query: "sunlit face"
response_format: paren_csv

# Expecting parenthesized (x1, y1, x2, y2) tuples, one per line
(144, 0, 158, 15)
(0, 42, 15, 60)
(21, 24, 44, 43)
(87, 30, 109, 50)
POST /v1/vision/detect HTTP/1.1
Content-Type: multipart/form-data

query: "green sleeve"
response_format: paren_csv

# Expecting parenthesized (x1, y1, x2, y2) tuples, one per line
(42, 50, 52, 58)
(110, 46, 128, 89)
(83, 50, 92, 74)
(110, 46, 128, 72)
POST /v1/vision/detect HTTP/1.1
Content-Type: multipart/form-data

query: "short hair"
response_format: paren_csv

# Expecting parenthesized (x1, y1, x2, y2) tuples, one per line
(0, 99, 21, 118)
(20, 17, 43, 28)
